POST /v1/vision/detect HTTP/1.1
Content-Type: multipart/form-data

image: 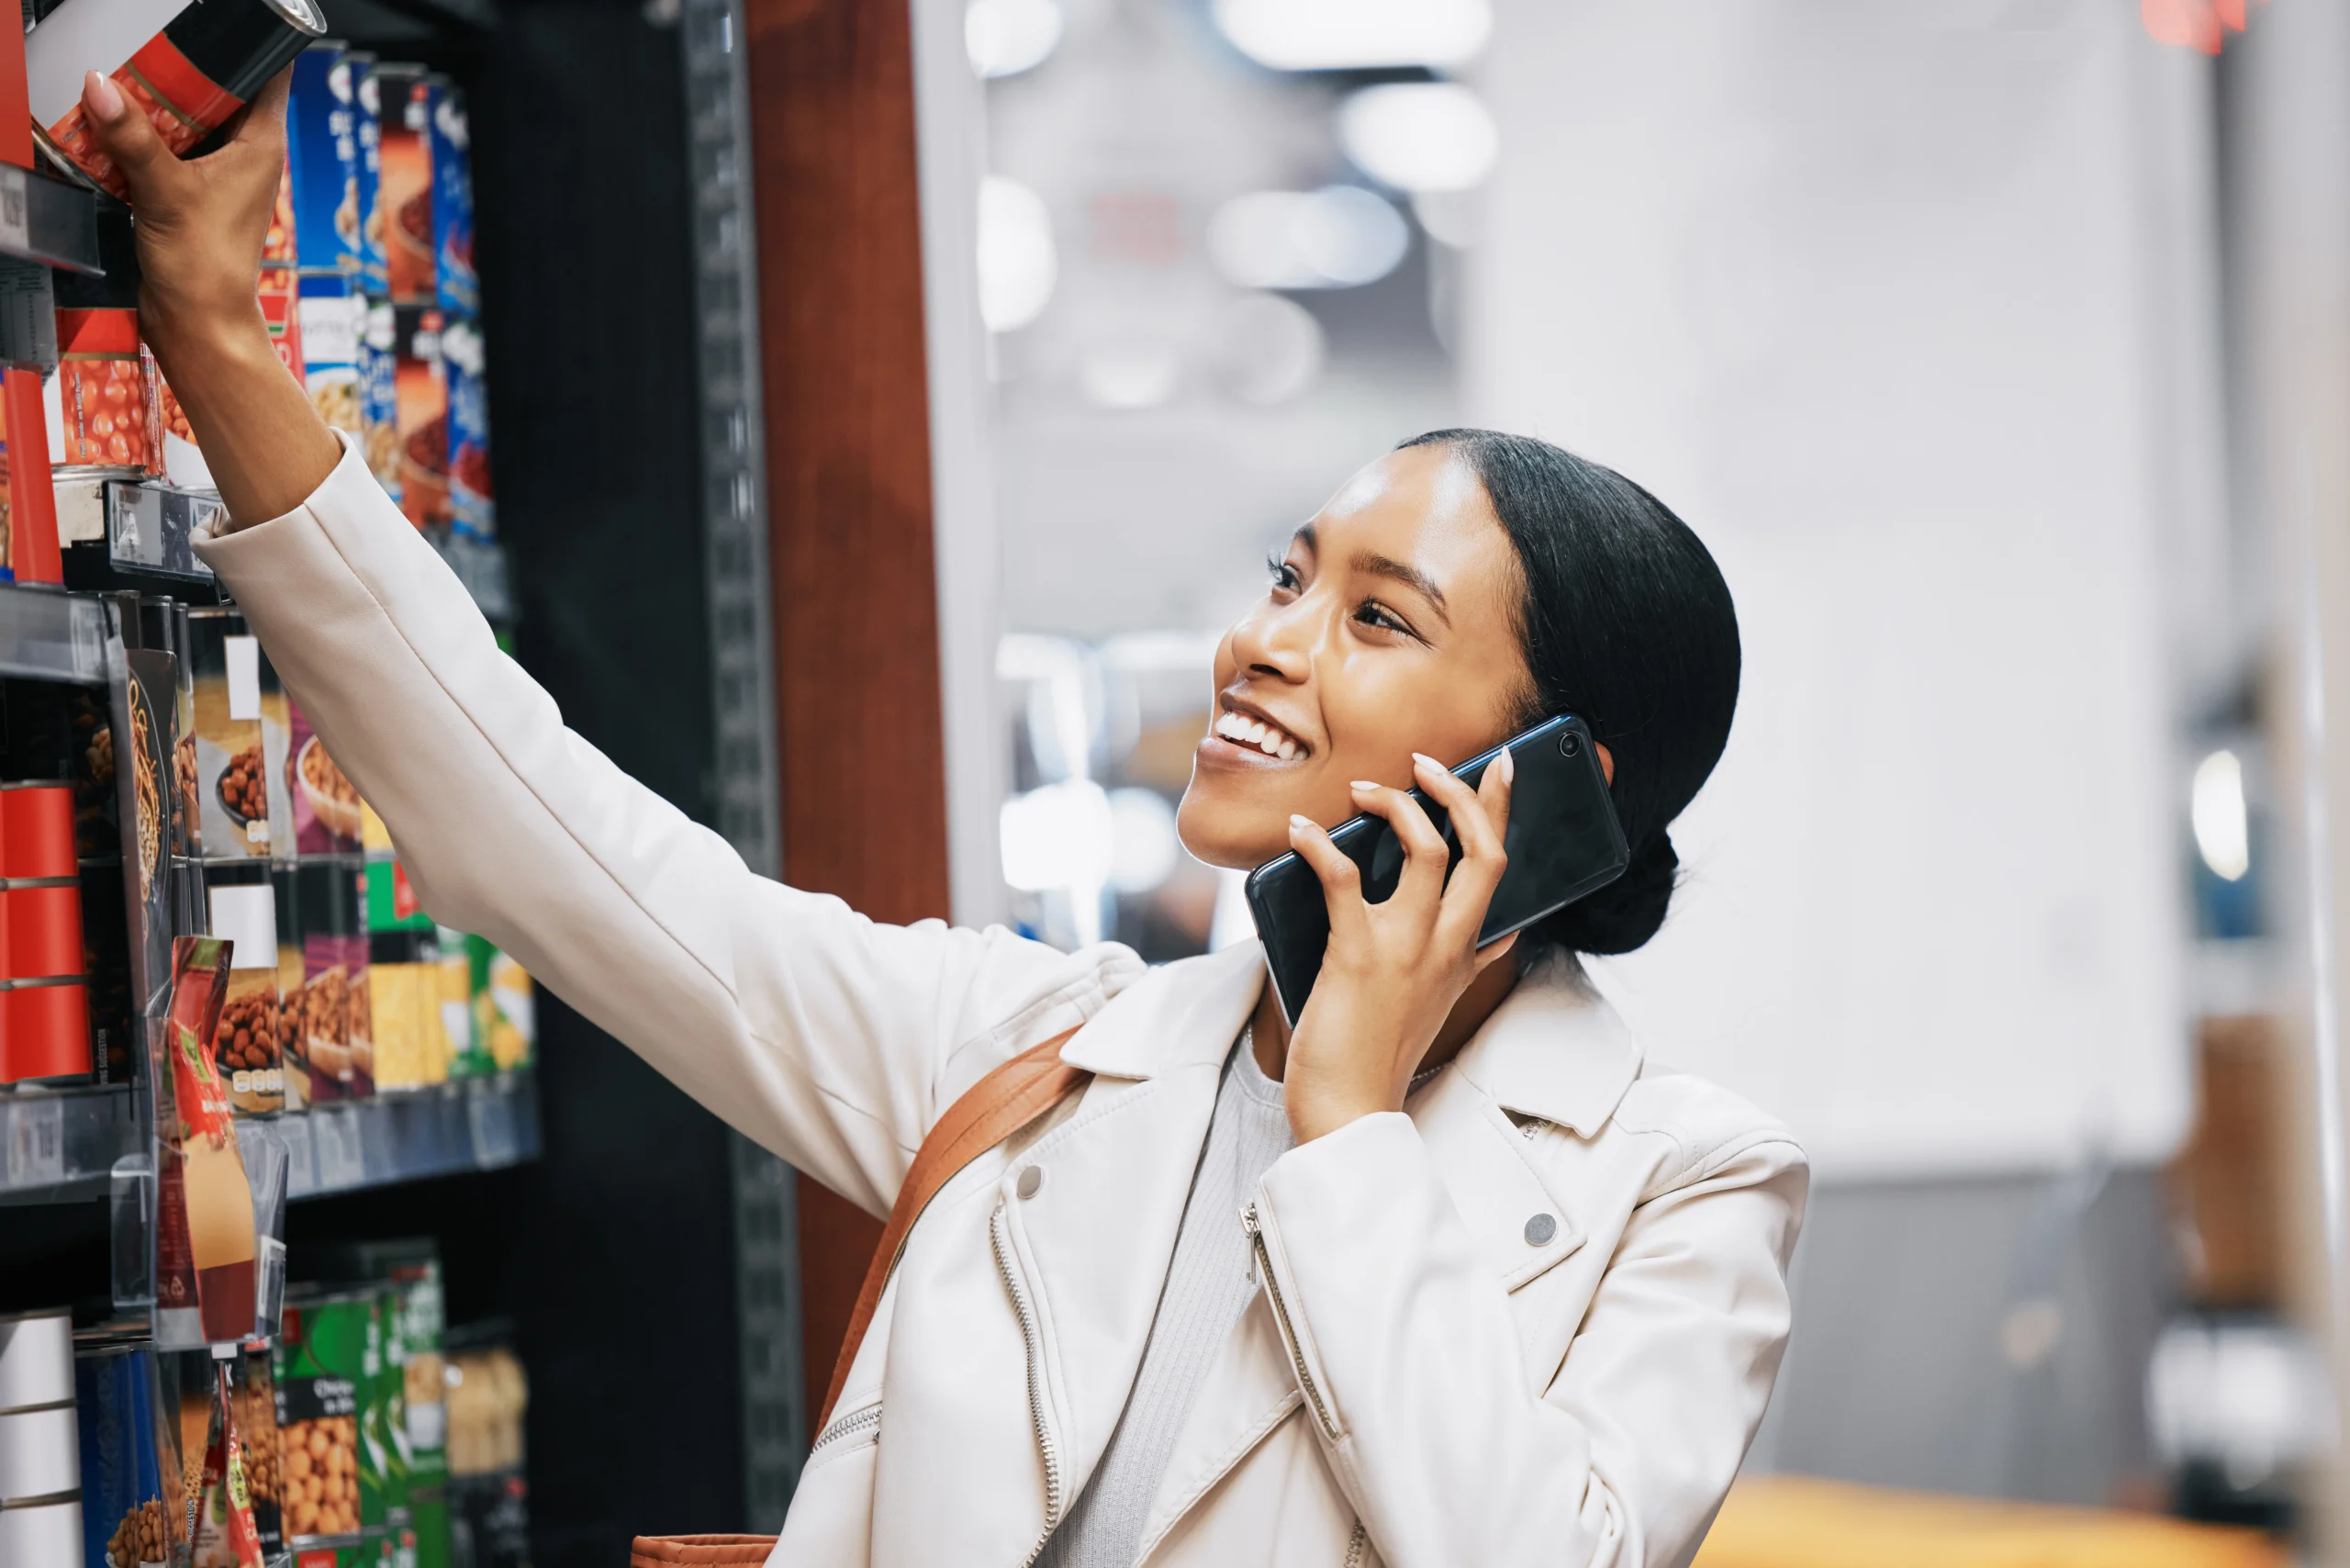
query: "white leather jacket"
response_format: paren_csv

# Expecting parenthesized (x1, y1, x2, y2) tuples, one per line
(196, 435, 1809, 1568)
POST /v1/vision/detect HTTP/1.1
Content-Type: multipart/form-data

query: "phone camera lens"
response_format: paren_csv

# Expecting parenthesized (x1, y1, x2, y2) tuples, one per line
(1561, 732, 1583, 758)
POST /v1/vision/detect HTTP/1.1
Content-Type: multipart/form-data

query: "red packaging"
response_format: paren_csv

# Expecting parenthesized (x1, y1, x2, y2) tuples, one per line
(4, 879, 83, 978)
(26, 0, 327, 201)
(377, 70, 434, 305)
(3, 976, 91, 1080)
(395, 311, 447, 527)
(260, 288, 306, 387)
(159, 936, 256, 1343)
(2, 367, 61, 583)
(54, 308, 161, 474)
(1, 781, 76, 878)
(192, 1361, 266, 1568)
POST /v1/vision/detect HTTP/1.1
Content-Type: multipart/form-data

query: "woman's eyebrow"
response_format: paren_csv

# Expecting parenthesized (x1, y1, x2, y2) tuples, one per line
(1350, 550, 1451, 624)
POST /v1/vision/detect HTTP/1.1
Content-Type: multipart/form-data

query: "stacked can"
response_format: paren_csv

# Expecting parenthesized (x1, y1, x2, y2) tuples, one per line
(0, 778, 91, 1082)
(0, 1308, 82, 1562)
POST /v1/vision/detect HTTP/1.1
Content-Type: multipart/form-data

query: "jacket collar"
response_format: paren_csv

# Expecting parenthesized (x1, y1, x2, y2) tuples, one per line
(1059, 941, 1643, 1138)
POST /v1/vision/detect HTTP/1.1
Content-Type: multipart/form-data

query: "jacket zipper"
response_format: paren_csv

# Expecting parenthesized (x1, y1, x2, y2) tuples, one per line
(1240, 1203, 1340, 1442)
(806, 1400, 881, 1458)
(992, 1200, 1066, 1566)
(1342, 1520, 1369, 1568)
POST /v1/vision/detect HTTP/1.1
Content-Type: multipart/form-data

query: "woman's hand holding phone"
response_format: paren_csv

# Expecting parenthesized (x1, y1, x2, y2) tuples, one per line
(1279, 749, 1517, 1144)
(76, 66, 341, 526)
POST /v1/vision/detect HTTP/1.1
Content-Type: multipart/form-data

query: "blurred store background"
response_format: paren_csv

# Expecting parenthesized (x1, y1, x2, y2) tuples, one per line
(967, 0, 2349, 1560)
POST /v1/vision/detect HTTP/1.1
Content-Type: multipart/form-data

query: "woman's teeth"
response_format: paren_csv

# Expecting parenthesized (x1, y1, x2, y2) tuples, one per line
(1214, 710, 1302, 760)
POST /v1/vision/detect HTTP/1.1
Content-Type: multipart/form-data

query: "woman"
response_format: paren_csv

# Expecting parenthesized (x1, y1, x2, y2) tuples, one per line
(84, 68, 1803, 1568)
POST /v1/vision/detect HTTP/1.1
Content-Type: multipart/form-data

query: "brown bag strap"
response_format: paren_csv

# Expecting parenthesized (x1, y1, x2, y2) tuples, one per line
(811, 1025, 1092, 1434)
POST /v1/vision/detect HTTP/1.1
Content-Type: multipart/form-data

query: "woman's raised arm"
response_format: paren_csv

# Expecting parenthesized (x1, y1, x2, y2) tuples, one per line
(75, 70, 1139, 1214)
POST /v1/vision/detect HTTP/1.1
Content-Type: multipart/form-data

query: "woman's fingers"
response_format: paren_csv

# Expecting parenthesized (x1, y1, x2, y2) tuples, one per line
(1348, 778, 1451, 913)
(82, 72, 181, 205)
(1287, 814, 1371, 946)
(1414, 749, 1514, 952)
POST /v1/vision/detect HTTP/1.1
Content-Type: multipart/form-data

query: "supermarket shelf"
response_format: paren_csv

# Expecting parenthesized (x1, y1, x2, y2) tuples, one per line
(0, 1070, 539, 1205)
(284, 1071, 541, 1200)
(0, 583, 108, 683)
(431, 533, 512, 622)
(0, 1082, 144, 1204)
(0, 165, 102, 274)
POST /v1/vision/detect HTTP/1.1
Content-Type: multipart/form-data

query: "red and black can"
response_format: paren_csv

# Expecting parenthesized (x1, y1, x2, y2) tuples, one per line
(0, 781, 76, 880)
(27, 0, 329, 199)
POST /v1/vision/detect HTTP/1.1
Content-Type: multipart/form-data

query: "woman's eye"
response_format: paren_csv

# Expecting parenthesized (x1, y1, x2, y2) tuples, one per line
(1355, 601, 1409, 635)
(1267, 557, 1302, 593)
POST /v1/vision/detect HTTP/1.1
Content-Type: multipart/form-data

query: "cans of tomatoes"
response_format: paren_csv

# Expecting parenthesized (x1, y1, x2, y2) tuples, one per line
(48, 308, 159, 476)
(27, 0, 330, 200)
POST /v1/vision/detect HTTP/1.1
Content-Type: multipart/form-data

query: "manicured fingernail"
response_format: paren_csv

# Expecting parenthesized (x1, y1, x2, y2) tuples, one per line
(84, 72, 124, 123)
(1497, 747, 1515, 783)
(1412, 752, 1446, 773)
(1350, 779, 1378, 791)
(1289, 813, 1311, 830)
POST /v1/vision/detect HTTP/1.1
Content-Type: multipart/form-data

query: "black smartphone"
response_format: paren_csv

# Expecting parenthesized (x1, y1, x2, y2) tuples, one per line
(1243, 714, 1629, 1026)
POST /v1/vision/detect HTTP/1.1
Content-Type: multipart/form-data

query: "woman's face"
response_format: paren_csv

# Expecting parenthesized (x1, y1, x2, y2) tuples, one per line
(1177, 443, 1536, 870)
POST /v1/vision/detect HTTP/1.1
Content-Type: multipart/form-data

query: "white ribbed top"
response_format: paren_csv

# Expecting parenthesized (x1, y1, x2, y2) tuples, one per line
(1038, 1030, 1294, 1568)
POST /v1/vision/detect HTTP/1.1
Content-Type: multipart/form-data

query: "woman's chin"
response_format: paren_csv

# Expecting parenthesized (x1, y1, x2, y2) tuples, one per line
(1174, 793, 1291, 873)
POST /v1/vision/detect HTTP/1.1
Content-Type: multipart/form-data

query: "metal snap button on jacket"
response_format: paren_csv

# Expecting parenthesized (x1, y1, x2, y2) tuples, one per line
(1524, 1213, 1558, 1246)
(1017, 1165, 1045, 1199)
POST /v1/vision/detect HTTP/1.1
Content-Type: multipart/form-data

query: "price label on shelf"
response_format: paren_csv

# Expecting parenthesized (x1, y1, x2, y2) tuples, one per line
(467, 1083, 518, 1168)
(279, 1114, 316, 1200)
(4, 1096, 63, 1189)
(312, 1106, 366, 1192)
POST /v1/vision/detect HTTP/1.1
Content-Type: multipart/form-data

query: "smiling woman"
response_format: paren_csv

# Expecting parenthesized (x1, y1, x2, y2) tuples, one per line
(84, 59, 1803, 1568)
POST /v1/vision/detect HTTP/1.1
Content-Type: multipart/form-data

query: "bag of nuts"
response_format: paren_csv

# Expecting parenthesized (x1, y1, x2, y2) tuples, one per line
(274, 1290, 376, 1546)
(207, 864, 285, 1116)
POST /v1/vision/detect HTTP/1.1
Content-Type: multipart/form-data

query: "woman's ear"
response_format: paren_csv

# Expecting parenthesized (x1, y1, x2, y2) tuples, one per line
(1595, 743, 1615, 786)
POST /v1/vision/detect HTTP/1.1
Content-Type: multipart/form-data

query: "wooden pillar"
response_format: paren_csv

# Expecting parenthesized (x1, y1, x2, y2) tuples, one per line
(741, 0, 950, 1412)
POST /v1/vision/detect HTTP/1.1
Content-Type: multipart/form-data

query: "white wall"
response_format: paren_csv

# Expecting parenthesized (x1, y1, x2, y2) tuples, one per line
(1465, 2, 2216, 1175)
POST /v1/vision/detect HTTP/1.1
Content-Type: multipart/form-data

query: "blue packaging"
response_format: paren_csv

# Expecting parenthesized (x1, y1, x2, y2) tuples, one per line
(360, 299, 402, 505)
(299, 272, 365, 440)
(428, 78, 476, 317)
(442, 318, 491, 538)
(353, 54, 388, 297)
(76, 1343, 170, 1568)
(286, 45, 360, 277)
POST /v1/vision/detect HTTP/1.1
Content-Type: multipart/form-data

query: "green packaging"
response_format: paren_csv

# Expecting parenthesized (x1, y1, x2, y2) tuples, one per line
(274, 1290, 376, 1545)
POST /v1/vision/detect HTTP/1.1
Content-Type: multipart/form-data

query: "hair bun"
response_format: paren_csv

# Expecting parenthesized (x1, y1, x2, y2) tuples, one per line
(1536, 831, 1679, 956)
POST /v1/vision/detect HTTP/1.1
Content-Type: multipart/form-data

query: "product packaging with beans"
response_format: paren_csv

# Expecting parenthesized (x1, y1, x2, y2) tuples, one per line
(207, 862, 286, 1114)
(294, 859, 369, 1101)
(274, 1292, 375, 1546)
(48, 308, 161, 476)
(186, 612, 290, 862)
(75, 1340, 185, 1568)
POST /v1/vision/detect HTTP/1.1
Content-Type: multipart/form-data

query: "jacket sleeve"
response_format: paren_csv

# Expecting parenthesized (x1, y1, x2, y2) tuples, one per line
(1246, 1112, 1805, 1568)
(193, 433, 1141, 1216)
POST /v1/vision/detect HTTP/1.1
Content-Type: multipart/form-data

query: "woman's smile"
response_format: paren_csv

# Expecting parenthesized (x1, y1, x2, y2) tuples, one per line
(1201, 697, 1313, 766)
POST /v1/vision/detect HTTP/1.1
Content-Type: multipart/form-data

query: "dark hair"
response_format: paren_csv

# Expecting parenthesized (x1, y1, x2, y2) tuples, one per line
(1398, 429, 1740, 955)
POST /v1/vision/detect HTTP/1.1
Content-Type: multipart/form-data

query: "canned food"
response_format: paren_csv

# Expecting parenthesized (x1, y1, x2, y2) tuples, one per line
(426, 78, 473, 318)
(208, 862, 285, 1115)
(2, 781, 78, 879)
(6, 878, 85, 979)
(27, 0, 330, 199)
(0, 1402, 82, 1498)
(275, 1292, 374, 1542)
(0, 1308, 74, 1411)
(0, 369, 60, 587)
(0, 1496, 84, 1562)
(50, 308, 160, 475)
(441, 319, 489, 540)
(4, 976, 93, 1081)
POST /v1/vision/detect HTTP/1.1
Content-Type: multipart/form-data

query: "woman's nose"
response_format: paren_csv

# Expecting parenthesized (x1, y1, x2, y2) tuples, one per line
(1230, 595, 1315, 682)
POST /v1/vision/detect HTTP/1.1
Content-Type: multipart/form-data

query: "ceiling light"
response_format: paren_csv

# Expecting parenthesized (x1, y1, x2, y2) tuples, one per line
(2191, 749, 2250, 881)
(967, 0, 1064, 78)
(1206, 186, 1407, 290)
(1214, 0, 1491, 71)
(977, 174, 1057, 332)
(1337, 82, 1498, 193)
